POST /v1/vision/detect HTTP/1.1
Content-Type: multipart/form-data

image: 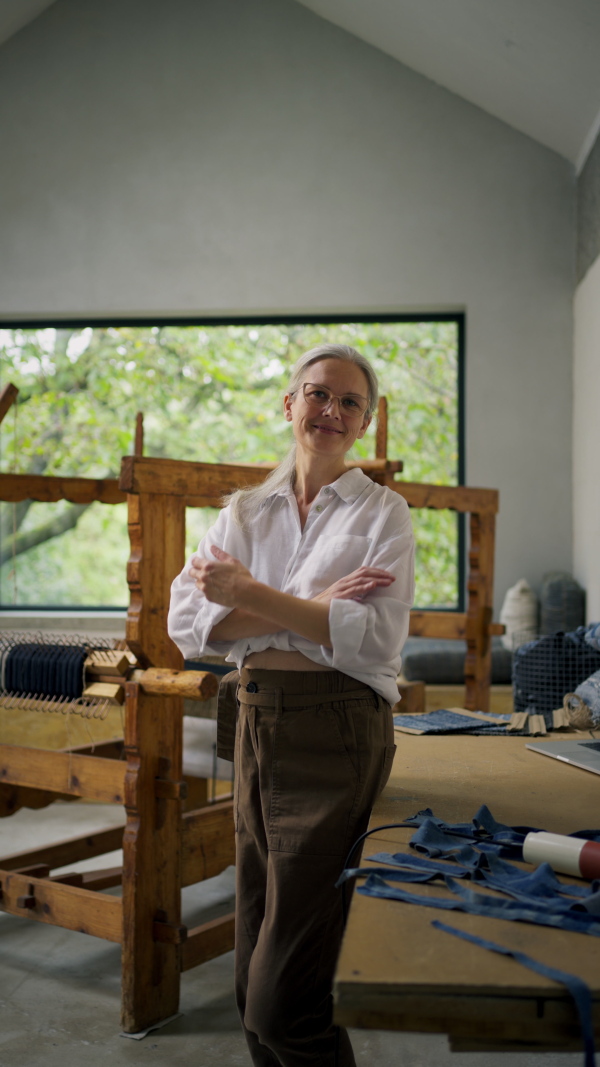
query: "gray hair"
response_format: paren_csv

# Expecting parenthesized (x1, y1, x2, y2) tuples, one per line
(225, 344, 378, 528)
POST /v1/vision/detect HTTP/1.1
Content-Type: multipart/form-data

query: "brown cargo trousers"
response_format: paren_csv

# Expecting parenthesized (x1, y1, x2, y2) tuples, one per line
(232, 667, 396, 1067)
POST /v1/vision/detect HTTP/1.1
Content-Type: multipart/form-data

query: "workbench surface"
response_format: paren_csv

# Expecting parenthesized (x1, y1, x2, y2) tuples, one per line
(334, 732, 600, 1053)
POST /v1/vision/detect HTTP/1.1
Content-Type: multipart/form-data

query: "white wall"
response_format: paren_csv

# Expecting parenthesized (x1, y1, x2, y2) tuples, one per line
(0, 0, 575, 610)
(573, 252, 600, 621)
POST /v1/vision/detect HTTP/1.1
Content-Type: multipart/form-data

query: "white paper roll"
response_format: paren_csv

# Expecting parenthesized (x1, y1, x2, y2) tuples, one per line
(523, 831, 584, 876)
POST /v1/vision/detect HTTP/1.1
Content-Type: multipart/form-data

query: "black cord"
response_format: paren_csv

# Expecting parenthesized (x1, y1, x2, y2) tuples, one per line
(338, 822, 409, 924)
(334, 820, 410, 1067)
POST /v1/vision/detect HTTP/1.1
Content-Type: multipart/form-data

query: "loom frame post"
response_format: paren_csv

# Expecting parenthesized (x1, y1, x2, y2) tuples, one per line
(121, 682, 183, 1032)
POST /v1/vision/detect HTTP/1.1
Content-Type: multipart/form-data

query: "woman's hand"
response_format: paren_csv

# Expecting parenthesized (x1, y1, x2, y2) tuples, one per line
(190, 546, 254, 608)
(312, 566, 395, 605)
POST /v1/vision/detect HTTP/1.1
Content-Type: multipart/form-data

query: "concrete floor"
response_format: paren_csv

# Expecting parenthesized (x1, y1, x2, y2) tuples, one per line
(0, 802, 582, 1067)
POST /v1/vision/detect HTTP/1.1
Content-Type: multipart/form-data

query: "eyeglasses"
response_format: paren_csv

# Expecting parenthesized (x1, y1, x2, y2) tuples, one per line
(299, 382, 369, 418)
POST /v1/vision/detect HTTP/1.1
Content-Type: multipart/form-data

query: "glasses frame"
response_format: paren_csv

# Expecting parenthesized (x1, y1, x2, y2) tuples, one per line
(299, 382, 370, 419)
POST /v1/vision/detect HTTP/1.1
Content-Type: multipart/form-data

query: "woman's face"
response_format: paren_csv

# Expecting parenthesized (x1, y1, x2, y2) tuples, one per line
(283, 358, 372, 459)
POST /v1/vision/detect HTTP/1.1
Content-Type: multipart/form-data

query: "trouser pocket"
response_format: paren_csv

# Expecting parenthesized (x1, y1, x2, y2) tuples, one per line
(268, 701, 365, 856)
(216, 669, 240, 762)
(378, 743, 397, 795)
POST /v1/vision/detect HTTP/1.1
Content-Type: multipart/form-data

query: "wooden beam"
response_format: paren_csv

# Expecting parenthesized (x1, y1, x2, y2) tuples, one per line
(80, 867, 123, 891)
(119, 455, 403, 506)
(132, 668, 218, 701)
(409, 611, 467, 639)
(0, 382, 19, 425)
(407, 612, 501, 640)
(0, 472, 125, 505)
(375, 397, 388, 460)
(463, 511, 497, 711)
(391, 481, 499, 514)
(59, 740, 124, 759)
(0, 868, 122, 941)
(134, 412, 144, 457)
(181, 913, 235, 972)
(125, 490, 185, 669)
(0, 782, 76, 818)
(0, 745, 126, 803)
(0, 825, 124, 872)
(181, 800, 235, 886)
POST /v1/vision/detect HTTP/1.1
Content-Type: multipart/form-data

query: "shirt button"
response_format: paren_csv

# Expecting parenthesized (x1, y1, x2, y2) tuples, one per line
(315, 505, 323, 512)
(324, 487, 332, 494)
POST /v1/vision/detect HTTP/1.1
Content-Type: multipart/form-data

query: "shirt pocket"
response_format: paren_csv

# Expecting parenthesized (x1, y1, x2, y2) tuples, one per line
(305, 534, 372, 588)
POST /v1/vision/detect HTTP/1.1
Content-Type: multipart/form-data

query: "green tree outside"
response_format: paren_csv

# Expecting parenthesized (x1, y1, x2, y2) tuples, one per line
(0, 321, 459, 608)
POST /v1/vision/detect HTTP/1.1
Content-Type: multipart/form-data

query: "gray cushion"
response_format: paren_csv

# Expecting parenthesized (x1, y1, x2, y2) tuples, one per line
(401, 636, 512, 685)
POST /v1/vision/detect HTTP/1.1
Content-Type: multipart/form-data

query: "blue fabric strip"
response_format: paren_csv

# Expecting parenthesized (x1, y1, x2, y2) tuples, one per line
(366, 850, 481, 875)
(431, 921, 596, 1067)
(445, 876, 600, 927)
(336, 866, 440, 888)
(366, 849, 596, 900)
(356, 875, 600, 936)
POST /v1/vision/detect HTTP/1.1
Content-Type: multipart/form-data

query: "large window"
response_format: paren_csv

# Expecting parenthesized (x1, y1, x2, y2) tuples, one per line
(0, 317, 463, 610)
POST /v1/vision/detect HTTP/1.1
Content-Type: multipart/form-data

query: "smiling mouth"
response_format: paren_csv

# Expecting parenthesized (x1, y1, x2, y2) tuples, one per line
(313, 424, 343, 434)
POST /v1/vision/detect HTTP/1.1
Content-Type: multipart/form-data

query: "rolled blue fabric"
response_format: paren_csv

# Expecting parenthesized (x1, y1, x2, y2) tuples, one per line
(513, 630, 600, 725)
(584, 622, 600, 653)
(575, 668, 600, 726)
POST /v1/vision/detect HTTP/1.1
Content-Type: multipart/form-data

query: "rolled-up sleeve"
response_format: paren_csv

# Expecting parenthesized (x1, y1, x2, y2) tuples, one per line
(167, 509, 234, 660)
(326, 499, 414, 671)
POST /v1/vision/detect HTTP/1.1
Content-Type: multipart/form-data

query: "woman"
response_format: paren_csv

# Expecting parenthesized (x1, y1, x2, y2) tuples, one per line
(168, 344, 414, 1067)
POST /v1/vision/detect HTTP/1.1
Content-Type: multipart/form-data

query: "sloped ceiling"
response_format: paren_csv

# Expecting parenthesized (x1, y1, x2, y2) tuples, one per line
(296, 0, 600, 168)
(1, 0, 599, 168)
(0, 0, 56, 47)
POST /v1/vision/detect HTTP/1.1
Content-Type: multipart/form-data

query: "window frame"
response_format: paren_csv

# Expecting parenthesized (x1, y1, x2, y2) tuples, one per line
(0, 311, 465, 614)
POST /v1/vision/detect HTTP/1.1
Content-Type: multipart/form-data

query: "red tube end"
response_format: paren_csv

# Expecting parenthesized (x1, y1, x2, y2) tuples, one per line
(579, 840, 600, 880)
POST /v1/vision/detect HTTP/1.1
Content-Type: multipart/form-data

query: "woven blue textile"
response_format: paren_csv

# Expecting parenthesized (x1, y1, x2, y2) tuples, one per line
(393, 709, 512, 734)
(432, 922, 596, 1067)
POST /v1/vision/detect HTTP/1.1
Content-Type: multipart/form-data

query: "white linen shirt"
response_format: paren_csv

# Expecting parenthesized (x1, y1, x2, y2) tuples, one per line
(168, 468, 415, 707)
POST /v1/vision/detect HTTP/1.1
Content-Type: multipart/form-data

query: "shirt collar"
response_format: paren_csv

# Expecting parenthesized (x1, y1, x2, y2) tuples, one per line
(327, 467, 371, 503)
(269, 466, 370, 505)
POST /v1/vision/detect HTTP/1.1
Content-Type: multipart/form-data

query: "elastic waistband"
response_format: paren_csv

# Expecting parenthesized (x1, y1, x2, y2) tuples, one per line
(238, 667, 376, 708)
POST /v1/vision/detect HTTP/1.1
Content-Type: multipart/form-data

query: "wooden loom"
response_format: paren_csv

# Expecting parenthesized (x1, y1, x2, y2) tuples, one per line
(0, 396, 500, 1033)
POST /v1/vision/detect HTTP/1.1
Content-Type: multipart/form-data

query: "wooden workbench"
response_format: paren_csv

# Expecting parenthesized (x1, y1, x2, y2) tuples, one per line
(334, 732, 600, 1053)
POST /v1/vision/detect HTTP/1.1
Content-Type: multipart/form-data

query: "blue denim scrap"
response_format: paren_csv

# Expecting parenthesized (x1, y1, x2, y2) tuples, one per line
(432, 921, 596, 1067)
(401, 804, 600, 861)
(400, 803, 539, 839)
(339, 805, 600, 1066)
(409, 817, 524, 860)
(339, 805, 600, 925)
